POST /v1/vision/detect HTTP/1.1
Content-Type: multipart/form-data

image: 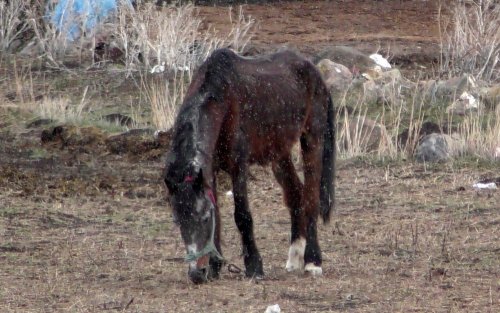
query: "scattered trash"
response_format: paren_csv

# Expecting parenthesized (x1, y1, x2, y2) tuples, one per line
(177, 65, 190, 72)
(227, 263, 242, 274)
(151, 62, 165, 74)
(264, 304, 281, 313)
(495, 147, 500, 159)
(472, 182, 497, 190)
(369, 53, 391, 69)
(459, 91, 478, 109)
(225, 190, 233, 197)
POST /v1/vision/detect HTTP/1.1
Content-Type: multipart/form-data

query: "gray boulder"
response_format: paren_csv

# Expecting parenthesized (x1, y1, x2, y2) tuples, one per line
(316, 59, 353, 95)
(415, 133, 451, 163)
(434, 74, 477, 102)
(313, 46, 377, 73)
(415, 133, 464, 163)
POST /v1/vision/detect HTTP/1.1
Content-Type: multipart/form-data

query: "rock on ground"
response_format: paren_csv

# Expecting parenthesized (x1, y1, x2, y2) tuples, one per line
(313, 46, 377, 74)
(415, 133, 464, 163)
(316, 59, 353, 95)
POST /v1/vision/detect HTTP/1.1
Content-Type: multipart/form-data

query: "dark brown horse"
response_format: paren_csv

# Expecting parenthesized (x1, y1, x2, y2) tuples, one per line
(164, 48, 335, 284)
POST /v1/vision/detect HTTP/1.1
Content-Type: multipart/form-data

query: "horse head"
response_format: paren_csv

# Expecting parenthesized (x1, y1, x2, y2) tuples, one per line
(164, 161, 221, 284)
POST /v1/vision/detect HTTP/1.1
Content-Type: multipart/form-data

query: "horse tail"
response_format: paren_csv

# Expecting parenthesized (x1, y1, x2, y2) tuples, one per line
(320, 95, 336, 223)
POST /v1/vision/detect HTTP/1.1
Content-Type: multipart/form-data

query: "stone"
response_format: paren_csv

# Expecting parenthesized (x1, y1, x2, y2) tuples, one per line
(313, 46, 377, 74)
(446, 91, 481, 115)
(316, 59, 353, 95)
(434, 74, 476, 102)
(415, 133, 464, 163)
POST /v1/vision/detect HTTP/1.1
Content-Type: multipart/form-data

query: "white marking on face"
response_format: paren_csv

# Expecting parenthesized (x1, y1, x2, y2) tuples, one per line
(285, 237, 306, 272)
(305, 263, 323, 276)
(187, 243, 198, 254)
(195, 198, 204, 213)
(187, 243, 198, 271)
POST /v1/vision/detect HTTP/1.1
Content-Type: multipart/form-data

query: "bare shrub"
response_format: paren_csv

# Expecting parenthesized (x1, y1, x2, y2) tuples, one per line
(125, 3, 255, 130)
(439, 0, 500, 82)
(113, 2, 255, 76)
(0, 0, 30, 52)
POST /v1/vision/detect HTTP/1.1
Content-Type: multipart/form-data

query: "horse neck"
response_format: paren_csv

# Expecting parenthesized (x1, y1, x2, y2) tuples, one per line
(182, 98, 224, 183)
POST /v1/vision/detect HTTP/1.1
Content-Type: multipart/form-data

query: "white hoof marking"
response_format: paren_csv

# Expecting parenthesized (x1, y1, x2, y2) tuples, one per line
(305, 263, 323, 276)
(285, 238, 306, 272)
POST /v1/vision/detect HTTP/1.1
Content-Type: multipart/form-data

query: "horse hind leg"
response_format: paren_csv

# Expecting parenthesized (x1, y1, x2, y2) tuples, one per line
(300, 134, 324, 276)
(271, 156, 307, 272)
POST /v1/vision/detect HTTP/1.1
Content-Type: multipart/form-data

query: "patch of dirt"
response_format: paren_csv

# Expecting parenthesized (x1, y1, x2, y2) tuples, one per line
(1, 1, 498, 312)
(199, 0, 448, 76)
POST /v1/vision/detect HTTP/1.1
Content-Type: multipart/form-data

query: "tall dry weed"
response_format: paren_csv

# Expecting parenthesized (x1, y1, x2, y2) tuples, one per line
(439, 0, 499, 82)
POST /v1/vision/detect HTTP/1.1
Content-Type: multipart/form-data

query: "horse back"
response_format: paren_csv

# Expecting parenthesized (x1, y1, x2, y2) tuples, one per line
(199, 49, 330, 167)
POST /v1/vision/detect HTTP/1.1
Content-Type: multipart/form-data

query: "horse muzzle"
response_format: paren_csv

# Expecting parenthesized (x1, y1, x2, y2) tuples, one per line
(188, 254, 210, 284)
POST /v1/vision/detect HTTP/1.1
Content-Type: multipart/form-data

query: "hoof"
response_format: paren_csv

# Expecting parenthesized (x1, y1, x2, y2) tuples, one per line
(304, 263, 323, 276)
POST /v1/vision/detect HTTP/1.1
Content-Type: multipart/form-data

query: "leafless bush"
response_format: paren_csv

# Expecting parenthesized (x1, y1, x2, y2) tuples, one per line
(0, 0, 29, 52)
(113, 2, 255, 76)
(125, 3, 255, 130)
(439, 0, 500, 82)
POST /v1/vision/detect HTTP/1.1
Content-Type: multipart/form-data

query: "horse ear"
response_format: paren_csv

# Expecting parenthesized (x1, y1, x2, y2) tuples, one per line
(194, 168, 204, 191)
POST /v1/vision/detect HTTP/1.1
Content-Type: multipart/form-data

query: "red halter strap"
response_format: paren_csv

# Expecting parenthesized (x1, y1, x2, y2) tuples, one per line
(184, 176, 217, 206)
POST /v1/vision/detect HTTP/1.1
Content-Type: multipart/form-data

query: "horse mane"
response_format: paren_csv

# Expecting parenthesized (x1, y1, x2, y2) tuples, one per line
(167, 49, 240, 178)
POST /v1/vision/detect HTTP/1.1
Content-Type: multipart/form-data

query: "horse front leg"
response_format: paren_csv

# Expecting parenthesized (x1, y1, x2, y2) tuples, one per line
(231, 162, 264, 278)
(209, 175, 223, 280)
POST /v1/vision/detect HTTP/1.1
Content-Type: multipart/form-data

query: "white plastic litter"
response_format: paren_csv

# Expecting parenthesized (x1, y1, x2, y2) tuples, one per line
(369, 53, 391, 69)
(264, 304, 281, 313)
(459, 91, 478, 109)
(472, 182, 498, 190)
(225, 190, 233, 197)
(495, 147, 500, 159)
(150, 62, 165, 74)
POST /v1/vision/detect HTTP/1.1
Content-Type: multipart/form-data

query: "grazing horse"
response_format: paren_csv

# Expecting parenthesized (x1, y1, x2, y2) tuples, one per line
(164, 48, 335, 284)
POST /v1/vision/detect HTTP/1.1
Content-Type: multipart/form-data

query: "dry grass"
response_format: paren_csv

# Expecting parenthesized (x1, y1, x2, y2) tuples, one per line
(457, 105, 500, 159)
(439, 0, 500, 82)
(35, 92, 89, 123)
(336, 80, 426, 160)
(0, 140, 498, 312)
(142, 71, 187, 131)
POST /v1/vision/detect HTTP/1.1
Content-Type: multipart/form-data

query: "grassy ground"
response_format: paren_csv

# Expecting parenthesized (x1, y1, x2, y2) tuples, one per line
(0, 123, 498, 312)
